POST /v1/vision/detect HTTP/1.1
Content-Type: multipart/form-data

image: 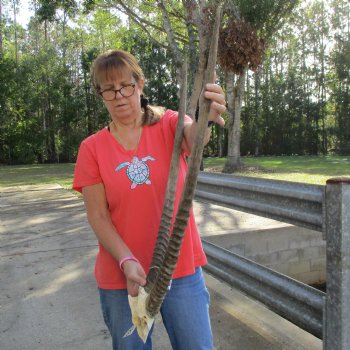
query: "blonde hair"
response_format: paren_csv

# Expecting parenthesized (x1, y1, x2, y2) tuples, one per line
(91, 49, 164, 126)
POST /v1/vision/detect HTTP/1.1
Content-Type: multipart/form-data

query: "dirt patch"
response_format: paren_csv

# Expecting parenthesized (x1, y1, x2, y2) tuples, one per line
(204, 164, 276, 174)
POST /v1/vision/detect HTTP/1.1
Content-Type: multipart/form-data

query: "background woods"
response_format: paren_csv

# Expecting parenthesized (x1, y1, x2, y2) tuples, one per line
(0, 0, 349, 166)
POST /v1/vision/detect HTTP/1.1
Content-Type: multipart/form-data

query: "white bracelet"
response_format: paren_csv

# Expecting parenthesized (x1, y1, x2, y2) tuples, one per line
(119, 256, 139, 271)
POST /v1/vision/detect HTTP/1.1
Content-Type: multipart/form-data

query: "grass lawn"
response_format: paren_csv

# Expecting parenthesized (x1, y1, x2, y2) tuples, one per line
(0, 163, 75, 189)
(204, 155, 350, 185)
(0, 155, 349, 188)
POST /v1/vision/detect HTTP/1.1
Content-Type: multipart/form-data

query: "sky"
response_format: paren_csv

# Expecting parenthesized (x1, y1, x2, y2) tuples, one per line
(17, 0, 33, 27)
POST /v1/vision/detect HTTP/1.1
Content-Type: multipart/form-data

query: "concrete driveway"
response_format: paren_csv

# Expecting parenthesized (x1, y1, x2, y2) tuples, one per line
(0, 185, 322, 350)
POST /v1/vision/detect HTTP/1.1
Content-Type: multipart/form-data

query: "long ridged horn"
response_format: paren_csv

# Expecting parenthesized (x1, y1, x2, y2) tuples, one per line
(144, 60, 187, 292)
(146, 4, 223, 317)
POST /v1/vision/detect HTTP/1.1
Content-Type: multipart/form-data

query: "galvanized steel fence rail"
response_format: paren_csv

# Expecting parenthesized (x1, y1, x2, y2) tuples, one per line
(195, 172, 350, 349)
(196, 172, 324, 232)
(203, 240, 324, 338)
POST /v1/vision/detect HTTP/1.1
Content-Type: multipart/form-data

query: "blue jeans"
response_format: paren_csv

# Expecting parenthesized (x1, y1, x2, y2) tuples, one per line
(99, 267, 213, 350)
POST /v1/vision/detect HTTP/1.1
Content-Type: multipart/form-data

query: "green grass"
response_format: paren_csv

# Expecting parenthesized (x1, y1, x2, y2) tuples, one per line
(204, 155, 350, 185)
(0, 163, 75, 189)
(0, 155, 349, 188)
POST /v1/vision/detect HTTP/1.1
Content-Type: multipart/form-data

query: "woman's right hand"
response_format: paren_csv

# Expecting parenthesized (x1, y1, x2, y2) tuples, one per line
(123, 260, 147, 297)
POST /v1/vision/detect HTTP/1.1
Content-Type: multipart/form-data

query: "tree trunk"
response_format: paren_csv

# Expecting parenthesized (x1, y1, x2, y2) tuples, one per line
(223, 68, 246, 173)
(13, 0, 18, 65)
(182, 0, 199, 116)
(224, 71, 235, 166)
(217, 125, 224, 157)
(0, 0, 3, 55)
(254, 69, 261, 156)
(158, 1, 183, 84)
(320, 2, 327, 154)
(185, 0, 210, 117)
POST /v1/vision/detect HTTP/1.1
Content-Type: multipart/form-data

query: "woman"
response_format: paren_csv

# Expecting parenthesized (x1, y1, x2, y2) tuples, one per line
(73, 49, 226, 350)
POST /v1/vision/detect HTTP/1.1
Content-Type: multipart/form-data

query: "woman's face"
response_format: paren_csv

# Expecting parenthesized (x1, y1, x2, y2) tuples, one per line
(99, 68, 144, 126)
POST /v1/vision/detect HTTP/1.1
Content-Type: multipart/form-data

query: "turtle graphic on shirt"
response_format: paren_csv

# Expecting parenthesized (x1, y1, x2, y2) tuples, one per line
(115, 156, 155, 189)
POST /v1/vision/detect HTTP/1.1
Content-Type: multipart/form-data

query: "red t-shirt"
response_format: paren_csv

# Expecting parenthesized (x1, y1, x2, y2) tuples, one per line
(73, 110, 207, 289)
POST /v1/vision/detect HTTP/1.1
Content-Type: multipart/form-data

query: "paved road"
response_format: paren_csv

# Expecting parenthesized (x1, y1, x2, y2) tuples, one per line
(0, 185, 322, 349)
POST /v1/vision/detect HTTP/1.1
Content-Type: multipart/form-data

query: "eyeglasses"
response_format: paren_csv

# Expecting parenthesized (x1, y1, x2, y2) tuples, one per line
(100, 83, 136, 101)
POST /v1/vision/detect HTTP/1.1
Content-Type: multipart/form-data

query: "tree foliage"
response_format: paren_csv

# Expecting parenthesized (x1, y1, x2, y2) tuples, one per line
(0, 0, 349, 164)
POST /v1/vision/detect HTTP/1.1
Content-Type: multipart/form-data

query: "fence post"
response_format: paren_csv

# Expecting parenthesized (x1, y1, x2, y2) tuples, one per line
(324, 178, 350, 350)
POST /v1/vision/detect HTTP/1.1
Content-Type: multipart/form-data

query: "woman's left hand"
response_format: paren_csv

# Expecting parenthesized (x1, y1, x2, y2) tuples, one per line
(204, 83, 226, 127)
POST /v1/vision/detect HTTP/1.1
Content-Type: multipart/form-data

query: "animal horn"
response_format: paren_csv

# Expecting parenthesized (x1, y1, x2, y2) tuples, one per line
(145, 60, 187, 292)
(146, 4, 223, 317)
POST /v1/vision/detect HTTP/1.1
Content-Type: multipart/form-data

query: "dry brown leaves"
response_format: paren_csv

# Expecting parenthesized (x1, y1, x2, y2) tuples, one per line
(218, 20, 265, 75)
